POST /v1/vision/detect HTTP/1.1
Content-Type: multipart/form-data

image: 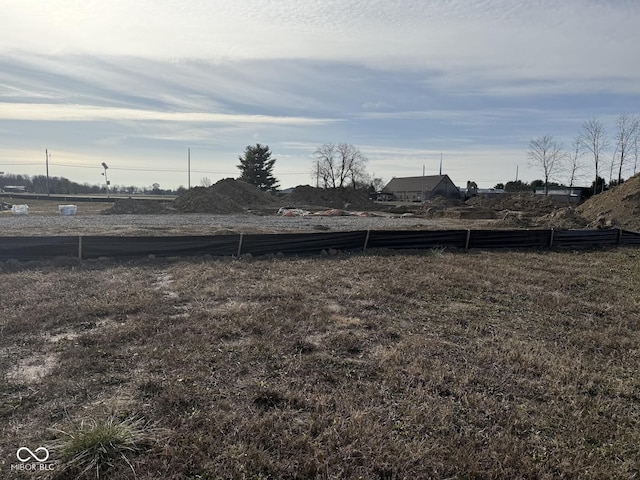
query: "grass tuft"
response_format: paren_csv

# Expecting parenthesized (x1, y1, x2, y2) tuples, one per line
(49, 415, 165, 479)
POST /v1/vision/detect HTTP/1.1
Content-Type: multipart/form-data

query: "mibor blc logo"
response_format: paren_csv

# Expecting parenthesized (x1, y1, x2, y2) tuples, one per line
(10, 447, 55, 472)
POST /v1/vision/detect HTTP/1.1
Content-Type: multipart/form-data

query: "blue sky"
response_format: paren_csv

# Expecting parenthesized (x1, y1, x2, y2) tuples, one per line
(1, 0, 639, 190)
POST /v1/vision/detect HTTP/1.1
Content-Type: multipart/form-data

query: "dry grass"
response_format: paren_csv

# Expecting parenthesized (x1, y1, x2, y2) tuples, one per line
(1, 249, 639, 479)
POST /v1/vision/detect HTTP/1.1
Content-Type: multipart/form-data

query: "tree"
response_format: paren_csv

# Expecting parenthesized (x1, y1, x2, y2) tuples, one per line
(200, 177, 212, 187)
(314, 143, 368, 189)
(614, 113, 639, 184)
(591, 176, 607, 195)
(504, 180, 533, 192)
(580, 118, 609, 195)
(527, 135, 564, 195)
(565, 135, 585, 188)
(237, 144, 279, 191)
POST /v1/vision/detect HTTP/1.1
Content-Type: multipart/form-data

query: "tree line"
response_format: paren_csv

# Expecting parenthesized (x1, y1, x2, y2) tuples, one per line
(528, 114, 639, 195)
(237, 142, 383, 193)
(0, 173, 182, 195)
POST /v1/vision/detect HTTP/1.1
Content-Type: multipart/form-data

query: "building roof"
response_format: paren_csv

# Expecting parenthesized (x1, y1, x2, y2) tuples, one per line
(383, 175, 452, 192)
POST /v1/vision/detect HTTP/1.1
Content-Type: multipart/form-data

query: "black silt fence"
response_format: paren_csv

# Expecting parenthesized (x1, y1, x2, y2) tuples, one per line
(0, 228, 637, 261)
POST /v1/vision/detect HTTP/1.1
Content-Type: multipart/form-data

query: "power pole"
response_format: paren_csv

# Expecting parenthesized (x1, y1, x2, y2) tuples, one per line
(421, 164, 425, 204)
(45, 149, 50, 196)
(188, 148, 191, 189)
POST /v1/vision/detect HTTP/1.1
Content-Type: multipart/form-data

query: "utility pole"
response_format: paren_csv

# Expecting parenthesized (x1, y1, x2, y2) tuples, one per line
(45, 149, 50, 197)
(439, 153, 443, 175)
(188, 148, 191, 189)
(101, 162, 110, 198)
(421, 164, 425, 204)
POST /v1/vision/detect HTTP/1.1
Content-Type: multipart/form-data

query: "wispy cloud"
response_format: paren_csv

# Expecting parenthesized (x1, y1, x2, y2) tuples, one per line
(1, 1, 639, 188)
(0, 103, 337, 125)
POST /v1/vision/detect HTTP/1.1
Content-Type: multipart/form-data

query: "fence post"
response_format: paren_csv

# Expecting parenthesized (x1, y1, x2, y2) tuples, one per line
(617, 228, 623, 245)
(78, 235, 83, 259)
(237, 233, 244, 257)
(363, 229, 371, 252)
(549, 228, 555, 248)
(465, 229, 471, 250)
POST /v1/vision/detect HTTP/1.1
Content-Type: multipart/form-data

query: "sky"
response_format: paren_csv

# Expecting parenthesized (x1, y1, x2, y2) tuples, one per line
(1, 0, 639, 190)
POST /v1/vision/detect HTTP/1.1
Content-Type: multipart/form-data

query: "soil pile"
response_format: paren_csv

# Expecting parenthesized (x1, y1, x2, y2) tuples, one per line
(174, 178, 278, 214)
(577, 173, 640, 230)
(285, 186, 376, 210)
(466, 193, 558, 214)
(102, 199, 175, 215)
(536, 207, 590, 229)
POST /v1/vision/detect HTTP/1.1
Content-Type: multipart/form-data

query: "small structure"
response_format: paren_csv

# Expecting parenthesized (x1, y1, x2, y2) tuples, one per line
(382, 175, 460, 202)
(534, 187, 587, 204)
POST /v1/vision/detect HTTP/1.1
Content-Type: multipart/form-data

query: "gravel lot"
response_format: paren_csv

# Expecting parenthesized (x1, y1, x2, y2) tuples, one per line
(0, 212, 455, 236)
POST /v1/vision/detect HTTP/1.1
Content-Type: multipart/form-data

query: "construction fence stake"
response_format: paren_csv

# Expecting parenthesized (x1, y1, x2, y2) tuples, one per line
(237, 233, 244, 257)
(363, 229, 371, 252)
(78, 235, 83, 259)
(465, 229, 471, 250)
(549, 228, 555, 248)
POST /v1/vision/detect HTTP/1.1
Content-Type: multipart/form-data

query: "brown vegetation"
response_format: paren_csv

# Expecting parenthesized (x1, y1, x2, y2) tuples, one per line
(1, 249, 639, 479)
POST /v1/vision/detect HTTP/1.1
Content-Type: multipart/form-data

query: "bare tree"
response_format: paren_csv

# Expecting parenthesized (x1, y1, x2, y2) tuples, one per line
(200, 177, 212, 187)
(314, 143, 337, 189)
(614, 113, 640, 183)
(580, 118, 609, 194)
(527, 135, 564, 195)
(314, 143, 368, 189)
(565, 135, 585, 188)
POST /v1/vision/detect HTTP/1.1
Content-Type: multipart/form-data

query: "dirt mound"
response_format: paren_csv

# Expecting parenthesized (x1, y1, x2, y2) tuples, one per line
(102, 198, 175, 215)
(466, 193, 558, 214)
(536, 207, 590, 229)
(286, 186, 376, 210)
(577, 173, 640, 231)
(428, 195, 464, 208)
(174, 178, 277, 214)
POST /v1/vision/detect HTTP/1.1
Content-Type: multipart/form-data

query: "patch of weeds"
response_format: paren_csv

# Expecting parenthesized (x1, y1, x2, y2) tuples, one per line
(253, 388, 306, 411)
(49, 415, 167, 479)
(428, 246, 446, 257)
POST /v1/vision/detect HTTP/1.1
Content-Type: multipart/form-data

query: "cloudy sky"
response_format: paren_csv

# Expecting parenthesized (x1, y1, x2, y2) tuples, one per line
(1, 0, 639, 190)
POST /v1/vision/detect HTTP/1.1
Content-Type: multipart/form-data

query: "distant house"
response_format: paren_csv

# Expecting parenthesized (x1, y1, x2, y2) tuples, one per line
(534, 187, 587, 204)
(382, 175, 461, 202)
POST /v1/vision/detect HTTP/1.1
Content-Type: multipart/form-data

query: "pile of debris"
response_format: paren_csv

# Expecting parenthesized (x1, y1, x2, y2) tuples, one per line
(102, 198, 175, 215)
(577, 173, 640, 231)
(277, 207, 377, 217)
(0, 201, 12, 211)
(536, 207, 590, 229)
(285, 185, 376, 210)
(174, 178, 278, 214)
(466, 192, 558, 215)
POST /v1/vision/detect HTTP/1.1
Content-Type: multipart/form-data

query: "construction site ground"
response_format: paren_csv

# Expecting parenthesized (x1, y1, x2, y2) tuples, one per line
(2, 176, 640, 236)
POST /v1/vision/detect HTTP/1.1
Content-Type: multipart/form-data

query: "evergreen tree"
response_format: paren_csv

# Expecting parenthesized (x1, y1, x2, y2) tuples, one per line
(237, 144, 279, 191)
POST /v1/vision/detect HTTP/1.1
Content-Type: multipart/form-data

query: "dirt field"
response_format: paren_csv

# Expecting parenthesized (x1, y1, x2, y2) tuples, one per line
(0, 199, 512, 237)
(1, 249, 639, 479)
